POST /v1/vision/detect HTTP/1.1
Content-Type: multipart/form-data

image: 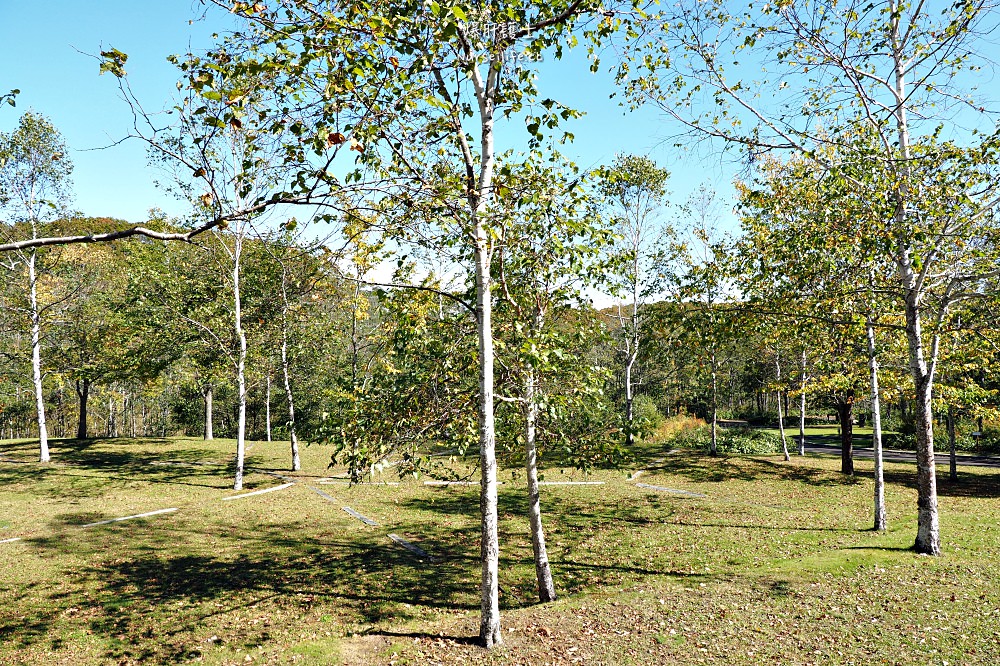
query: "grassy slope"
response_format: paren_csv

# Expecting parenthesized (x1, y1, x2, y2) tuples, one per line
(1, 436, 999, 665)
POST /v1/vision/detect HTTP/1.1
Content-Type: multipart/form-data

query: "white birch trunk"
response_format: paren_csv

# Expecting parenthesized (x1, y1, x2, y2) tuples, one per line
(775, 355, 789, 461)
(203, 386, 214, 440)
(798, 350, 807, 456)
(710, 351, 718, 456)
(524, 309, 556, 603)
(475, 221, 501, 647)
(890, 3, 939, 555)
(281, 332, 300, 471)
(28, 250, 49, 462)
(265, 373, 272, 442)
(233, 236, 248, 491)
(468, 52, 502, 649)
(947, 405, 957, 483)
(867, 321, 887, 532)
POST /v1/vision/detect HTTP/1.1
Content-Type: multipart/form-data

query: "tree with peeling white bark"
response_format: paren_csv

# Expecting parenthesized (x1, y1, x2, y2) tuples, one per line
(635, 0, 1000, 553)
(194, 0, 654, 645)
(0, 112, 74, 462)
(494, 154, 611, 603)
(596, 155, 672, 449)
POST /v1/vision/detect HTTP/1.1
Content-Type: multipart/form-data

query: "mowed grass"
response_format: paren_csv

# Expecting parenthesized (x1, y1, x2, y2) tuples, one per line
(1, 436, 999, 665)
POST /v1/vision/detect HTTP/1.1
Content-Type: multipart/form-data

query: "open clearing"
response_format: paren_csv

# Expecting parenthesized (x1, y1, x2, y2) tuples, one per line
(2, 436, 1000, 665)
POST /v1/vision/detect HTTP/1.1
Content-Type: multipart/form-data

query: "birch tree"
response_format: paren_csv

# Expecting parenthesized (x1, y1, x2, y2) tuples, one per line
(631, 0, 1000, 554)
(197, 0, 652, 645)
(494, 154, 611, 602)
(0, 112, 74, 462)
(596, 155, 671, 448)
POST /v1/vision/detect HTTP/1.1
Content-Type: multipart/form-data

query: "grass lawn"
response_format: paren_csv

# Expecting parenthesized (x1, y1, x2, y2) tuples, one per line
(1, 435, 999, 665)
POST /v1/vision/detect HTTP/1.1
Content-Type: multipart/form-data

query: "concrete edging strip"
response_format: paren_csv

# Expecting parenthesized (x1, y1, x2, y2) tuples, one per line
(538, 481, 605, 486)
(222, 482, 295, 501)
(342, 507, 379, 526)
(80, 507, 179, 528)
(388, 533, 438, 562)
(634, 483, 706, 498)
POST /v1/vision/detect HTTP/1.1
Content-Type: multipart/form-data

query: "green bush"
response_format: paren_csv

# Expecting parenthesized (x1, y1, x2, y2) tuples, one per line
(632, 394, 664, 432)
(669, 424, 784, 455)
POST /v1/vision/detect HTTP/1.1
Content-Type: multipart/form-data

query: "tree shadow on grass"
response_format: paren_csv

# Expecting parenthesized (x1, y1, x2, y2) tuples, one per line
(0, 438, 276, 497)
(4, 522, 483, 664)
(878, 468, 1000, 499)
(646, 452, 864, 488)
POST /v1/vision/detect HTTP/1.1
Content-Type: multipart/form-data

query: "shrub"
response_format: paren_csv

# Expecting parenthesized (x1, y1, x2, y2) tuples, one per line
(632, 394, 664, 432)
(668, 424, 784, 455)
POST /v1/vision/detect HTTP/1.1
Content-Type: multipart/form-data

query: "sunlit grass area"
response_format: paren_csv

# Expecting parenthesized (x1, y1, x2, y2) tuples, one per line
(2, 436, 999, 664)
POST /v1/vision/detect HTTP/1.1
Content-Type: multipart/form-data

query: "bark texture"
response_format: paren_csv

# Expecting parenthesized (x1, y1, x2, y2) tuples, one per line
(524, 367, 556, 603)
(28, 251, 49, 462)
(867, 322, 886, 532)
(75, 378, 90, 440)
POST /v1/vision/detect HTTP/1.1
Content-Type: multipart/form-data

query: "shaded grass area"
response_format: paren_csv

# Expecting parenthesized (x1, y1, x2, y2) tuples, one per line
(1, 436, 999, 665)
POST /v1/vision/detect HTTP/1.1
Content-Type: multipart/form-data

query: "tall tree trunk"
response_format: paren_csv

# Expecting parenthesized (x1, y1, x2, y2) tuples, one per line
(775, 355, 789, 461)
(710, 351, 718, 456)
(524, 363, 556, 602)
(265, 373, 272, 442)
(867, 322, 886, 531)
(203, 386, 214, 440)
(233, 238, 248, 491)
(475, 224, 501, 647)
(624, 356, 635, 448)
(947, 405, 957, 483)
(28, 251, 49, 462)
(891, 8, 939, 555)
(838, 390, 855, 475)
(75, 378, 90, 439)
(798, 350, 807, 456)
(281, 327, 300, 471)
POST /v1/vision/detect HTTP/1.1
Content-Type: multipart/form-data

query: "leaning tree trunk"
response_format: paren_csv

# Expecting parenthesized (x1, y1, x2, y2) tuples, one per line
(75, 378, 90, 440)
(838, 390, 855, 476)
(524, 365, 556, 602)
(28, 251, 49, 462)
(867, 322, 886, 531)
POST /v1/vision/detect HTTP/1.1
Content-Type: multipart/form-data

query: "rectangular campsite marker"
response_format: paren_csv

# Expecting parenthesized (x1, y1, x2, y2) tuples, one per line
(222, 482, 295, 501)
(80, 507, 179, 528)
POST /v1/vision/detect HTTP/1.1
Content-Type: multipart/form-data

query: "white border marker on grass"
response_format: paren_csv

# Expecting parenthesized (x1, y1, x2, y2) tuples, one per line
(0, 537, 22, 544)
(424, 480, 504, 486)
(634, 483, 706, 498)
(80, 508, 179, 528)
(342, 506, 379, 526)
(538, 481, 605, 486)
(388, 533, 438, 562)
(222, 482, 295, 501)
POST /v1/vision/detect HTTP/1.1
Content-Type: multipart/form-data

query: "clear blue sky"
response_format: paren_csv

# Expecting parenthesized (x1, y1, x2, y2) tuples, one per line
(0, 1, 737, 226)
